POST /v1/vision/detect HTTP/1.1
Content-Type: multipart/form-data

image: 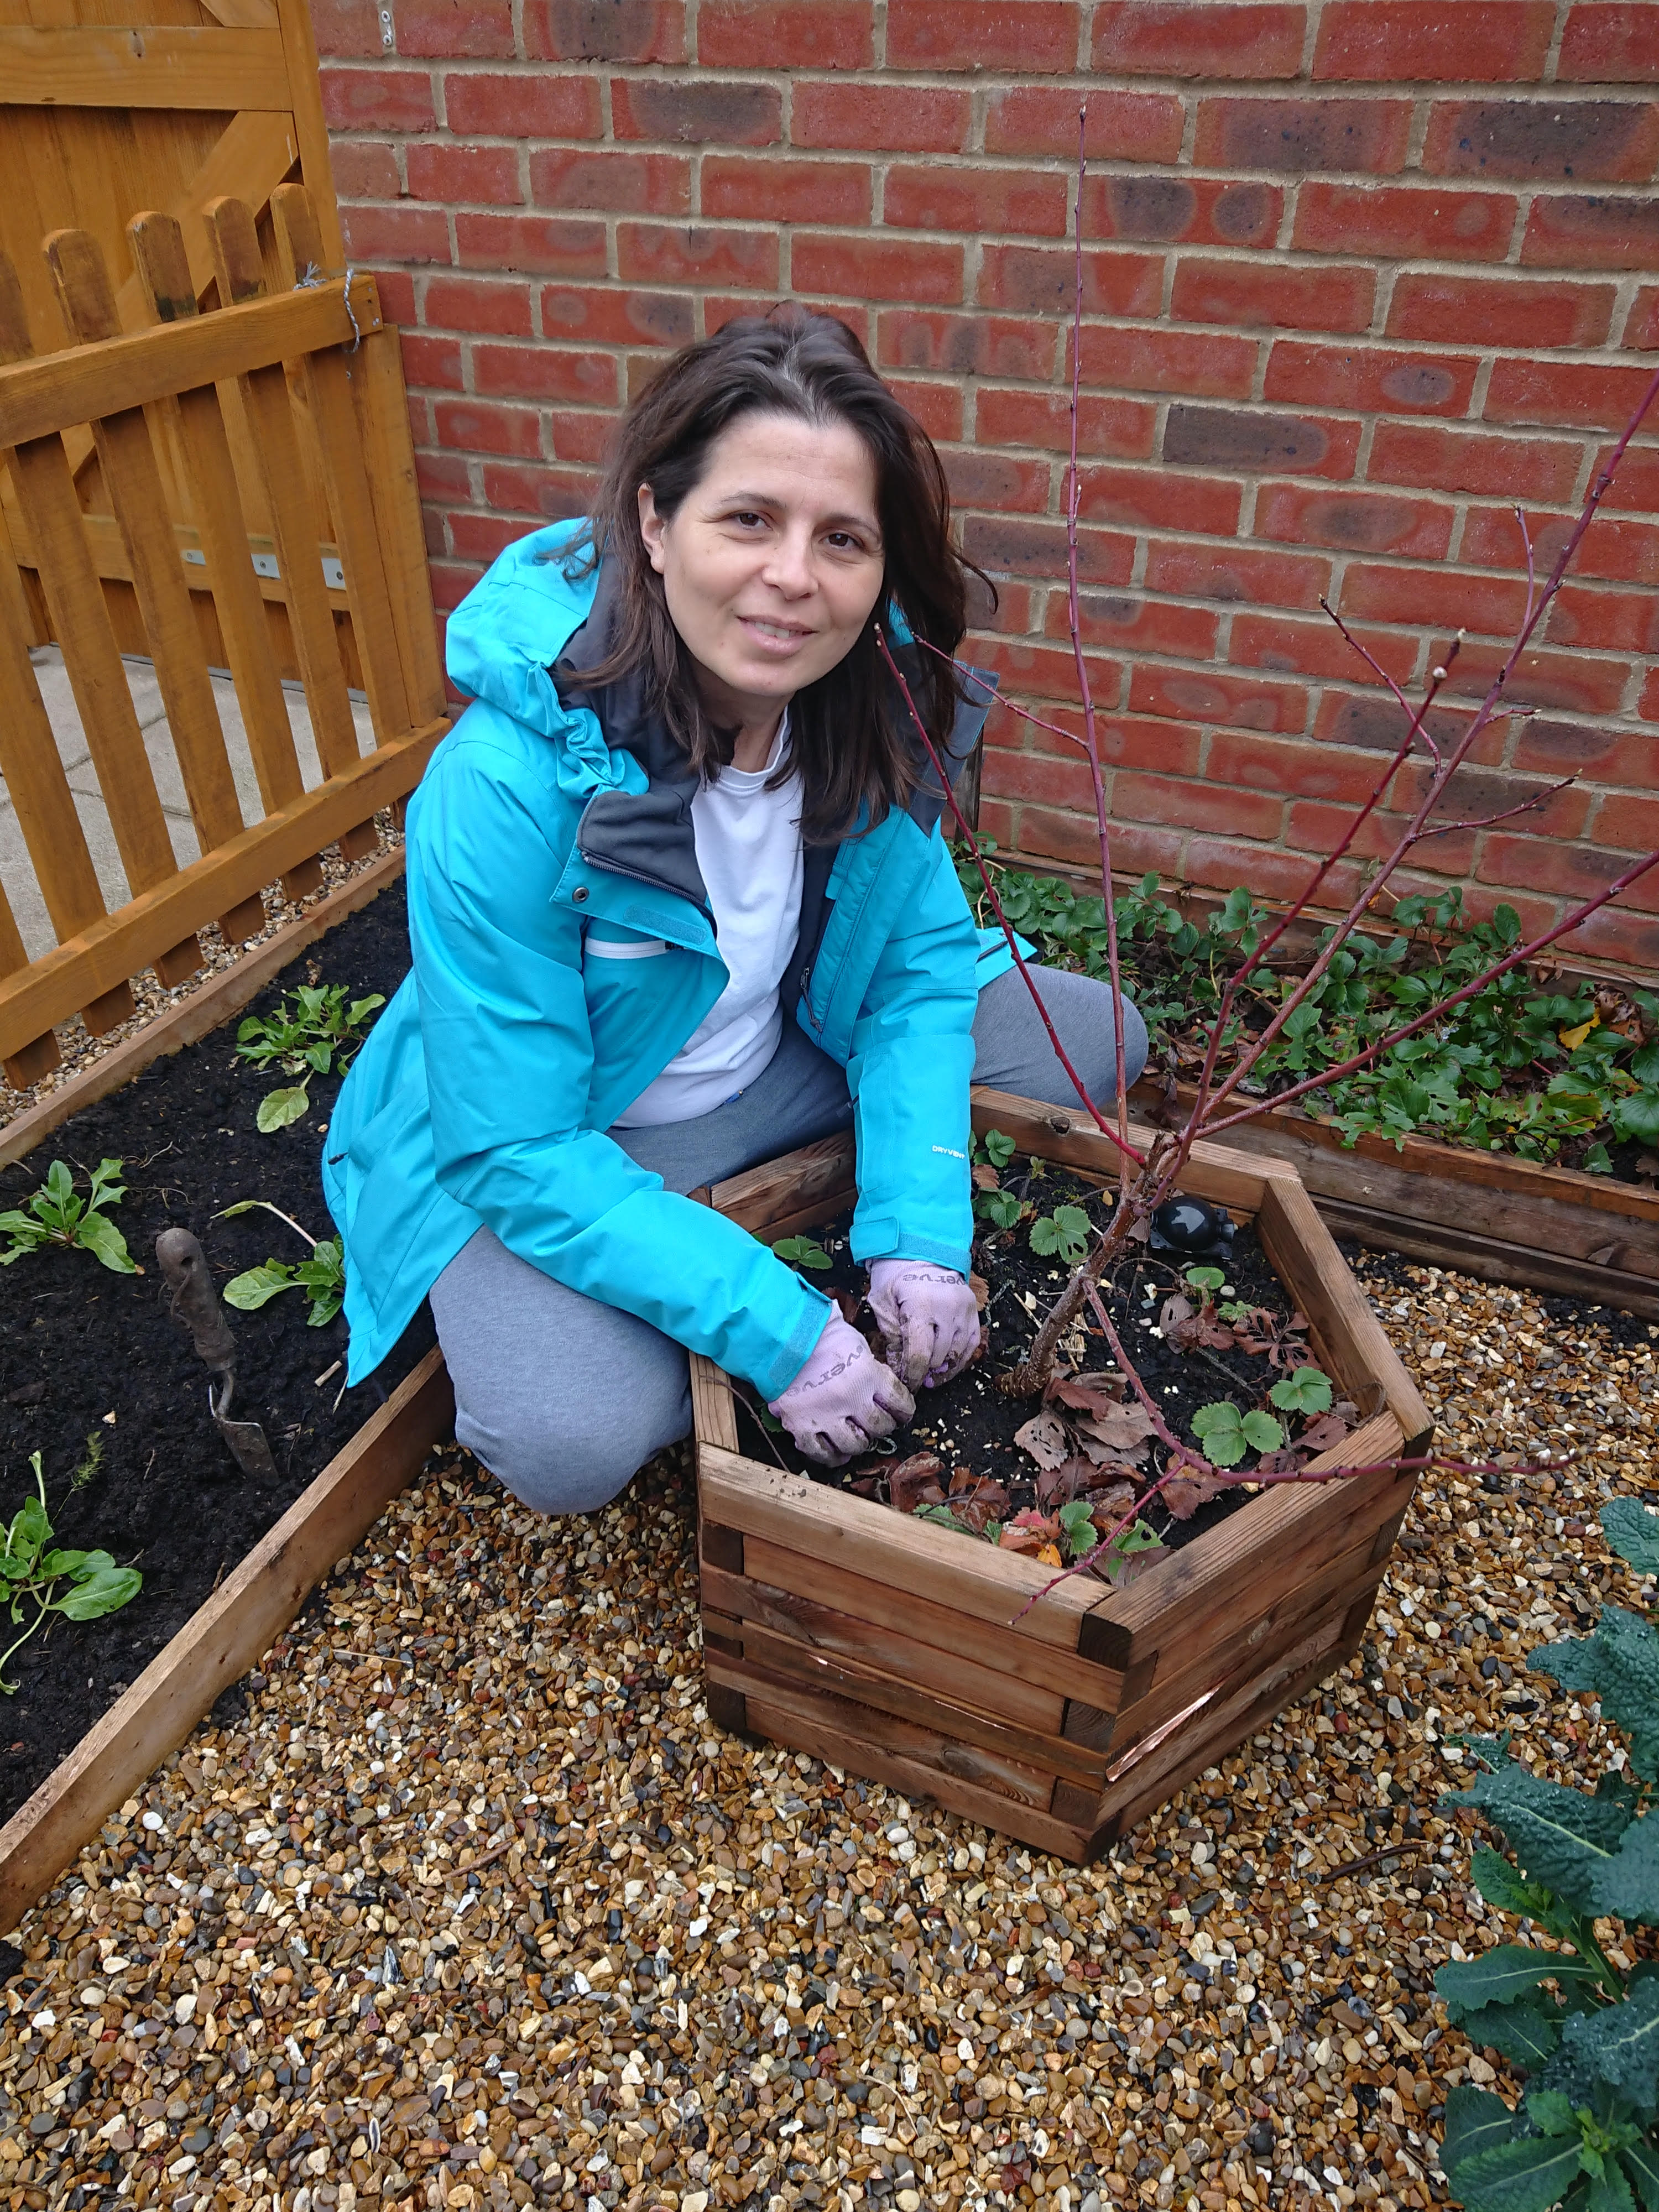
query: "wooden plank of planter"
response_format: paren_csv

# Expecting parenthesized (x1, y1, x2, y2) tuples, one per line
(704, 1605, 1112, 1789)
(969, 1087, 1303, 1212)
(0, 848, 406, 1167)
(710, 1131, 857, 1234)
(0, 1346, 453, 1933)
(1313, 1197, 1659, 1323)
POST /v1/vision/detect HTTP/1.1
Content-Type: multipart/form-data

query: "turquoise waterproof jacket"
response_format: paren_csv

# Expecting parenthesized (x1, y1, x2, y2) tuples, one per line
(322, 521, 1005, 1395)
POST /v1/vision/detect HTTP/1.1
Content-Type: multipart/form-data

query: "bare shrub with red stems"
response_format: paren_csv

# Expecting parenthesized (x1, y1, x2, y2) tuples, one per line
(874, 112, 1659, 1572)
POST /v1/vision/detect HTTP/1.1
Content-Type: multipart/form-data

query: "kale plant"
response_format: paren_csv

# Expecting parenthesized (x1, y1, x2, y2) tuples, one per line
(1435, 1498, 1659, 2212)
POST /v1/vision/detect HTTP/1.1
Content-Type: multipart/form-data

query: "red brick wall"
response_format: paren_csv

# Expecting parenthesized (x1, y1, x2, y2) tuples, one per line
(315, 0, 1659, 967)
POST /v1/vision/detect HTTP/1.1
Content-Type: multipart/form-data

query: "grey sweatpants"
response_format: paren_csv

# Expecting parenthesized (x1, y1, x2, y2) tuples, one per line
(429, 963, 1146, 1515)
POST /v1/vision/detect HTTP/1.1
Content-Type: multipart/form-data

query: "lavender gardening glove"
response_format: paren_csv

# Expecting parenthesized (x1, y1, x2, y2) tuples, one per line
(768, 1312, 915, 1467)
(867, 1258, 982, 1391)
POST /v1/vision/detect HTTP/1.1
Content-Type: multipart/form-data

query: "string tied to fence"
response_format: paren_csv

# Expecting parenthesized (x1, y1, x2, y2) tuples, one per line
(294, 260, 364, 351)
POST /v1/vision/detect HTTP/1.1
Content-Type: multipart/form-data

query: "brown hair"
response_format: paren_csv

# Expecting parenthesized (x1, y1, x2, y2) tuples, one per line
(556, 304, 987, 842)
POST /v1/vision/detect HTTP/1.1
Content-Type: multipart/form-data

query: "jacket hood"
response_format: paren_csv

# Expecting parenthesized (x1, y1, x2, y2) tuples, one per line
(445, 520, 612, 742)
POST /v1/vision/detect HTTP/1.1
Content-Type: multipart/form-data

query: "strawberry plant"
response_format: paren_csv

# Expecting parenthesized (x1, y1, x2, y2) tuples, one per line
(772, 1235, 832, 1272)
(1029, 1205, 1091, 1264)
(0, 1158, 137, 1274)
(1435, 1498, 1659, 2212)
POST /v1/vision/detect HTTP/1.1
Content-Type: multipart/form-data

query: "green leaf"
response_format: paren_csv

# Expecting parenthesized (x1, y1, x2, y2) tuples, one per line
(982, 1129, 1015, 1168)
(55, 1566, 141, 1621)
(1185, 1266, 1226, 1294)
(1438, 1945, 1601, 2023)
(1473, 1846, 1559, 1925)
(1589, 2164, 1637, 2212)
(1462, 1996, 1563, 2069)
(770, 1235, 832, 1271)
(257, 1084, 312, 1134)
(1610, 1091, 1659, 1145)
(1527, 2091, 1579, 2137)
(1601, 1500, 1659, 1579)
(1269, 1365, 1334, 1416)
(1444, 1756, 1632, 1914)
(1444, 2084, 1521, 2179)
(223, 1261, 298, 1311)
(4, 1495, 49, 1577)
(1240, 1408, 1285, 1453)
(1619, 2139, 1659, 2212)
(73, 1211, 137, 1275)
(1558, 1972, 1659, 2109)
(37, 1549, 92, 1578)
(1533, 1607, 1659, 1783)
(1191, 1401, 1248, 1468)
(1594, 1811, 1659, 1928)
(1454, 2130, 1584, 2212)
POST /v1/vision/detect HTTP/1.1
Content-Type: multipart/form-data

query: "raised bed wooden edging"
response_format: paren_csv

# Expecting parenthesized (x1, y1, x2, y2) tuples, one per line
(691, 1088, 1432, 1864)
(0, 849, 456, 1931)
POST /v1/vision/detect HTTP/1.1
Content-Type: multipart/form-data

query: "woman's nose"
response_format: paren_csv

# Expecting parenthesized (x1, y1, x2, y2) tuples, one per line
(761, 529, 816, 596)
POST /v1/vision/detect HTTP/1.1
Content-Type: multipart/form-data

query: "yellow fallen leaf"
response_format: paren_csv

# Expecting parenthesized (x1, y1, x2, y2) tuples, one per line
(1037, 1544, 1063, 1568)
(1559, 1016, 1598, 1050)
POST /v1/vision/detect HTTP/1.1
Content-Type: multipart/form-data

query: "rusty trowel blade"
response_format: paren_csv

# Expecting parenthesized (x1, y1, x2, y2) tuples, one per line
(207, 1383, 277, 1479)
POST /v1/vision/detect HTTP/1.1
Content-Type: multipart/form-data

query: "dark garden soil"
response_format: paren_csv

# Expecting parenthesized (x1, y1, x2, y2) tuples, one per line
(732, 1153, 1347, 1579)
(0, 879, 430, 1824)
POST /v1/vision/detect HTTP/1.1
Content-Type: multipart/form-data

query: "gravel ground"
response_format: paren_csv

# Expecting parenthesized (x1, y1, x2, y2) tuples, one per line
(0, 822, 403, 1136)
(0, 1253, 1653, 2212)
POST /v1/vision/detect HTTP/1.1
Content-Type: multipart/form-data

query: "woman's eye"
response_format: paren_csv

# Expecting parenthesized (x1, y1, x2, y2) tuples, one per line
(825, 531, 867, 553)
(729, 510, 766, 529)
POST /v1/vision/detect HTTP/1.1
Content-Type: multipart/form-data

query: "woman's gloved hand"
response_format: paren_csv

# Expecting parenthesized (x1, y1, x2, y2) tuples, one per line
(867, 1258, 981, 1390)
(768, 1312, 914, 1467)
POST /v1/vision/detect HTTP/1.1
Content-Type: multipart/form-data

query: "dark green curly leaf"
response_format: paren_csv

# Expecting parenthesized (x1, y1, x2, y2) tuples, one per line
(1445, 2085, 1522, 2179)
(1600, 1502, 1659, 1580)
(1440, 1947, 1603, 2024)
(1464, 1997, 1565, 2070)
(1619, 2138, 1659, 2212)
(1446, 1759, 1632, 1913)
(1455, 2132, 1586, 2212)
(1558, 1974, 1659, 2110)
(1474, 1846, 1559, 1924)
(1593, 1814, 1659, 1930)
(1534, 1637, 1607, 1697)
(1588, 2162, 1637, 2212)
(1532, 1609, 1659, 1782)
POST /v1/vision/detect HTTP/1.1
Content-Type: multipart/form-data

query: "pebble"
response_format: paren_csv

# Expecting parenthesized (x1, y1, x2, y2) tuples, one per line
(0, 1257, 1651, 2212)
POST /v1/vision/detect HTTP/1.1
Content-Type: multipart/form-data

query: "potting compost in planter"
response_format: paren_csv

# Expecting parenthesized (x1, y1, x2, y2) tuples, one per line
(0, 883, 433, 1823)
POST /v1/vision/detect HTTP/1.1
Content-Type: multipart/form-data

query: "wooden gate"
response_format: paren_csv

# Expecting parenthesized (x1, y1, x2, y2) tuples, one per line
(0, 183, 447, 1088)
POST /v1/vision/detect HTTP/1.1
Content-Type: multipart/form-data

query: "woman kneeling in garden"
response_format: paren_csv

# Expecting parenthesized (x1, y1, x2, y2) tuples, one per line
(324, 306, 1146, 1507)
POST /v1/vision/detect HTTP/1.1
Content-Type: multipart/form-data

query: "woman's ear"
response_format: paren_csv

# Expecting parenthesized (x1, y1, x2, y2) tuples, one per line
(637, 482, 668, 575)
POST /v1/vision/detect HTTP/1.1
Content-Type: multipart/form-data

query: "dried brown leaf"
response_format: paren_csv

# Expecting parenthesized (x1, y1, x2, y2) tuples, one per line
(1013, 1413, 1070, 1471)
(1047, 1369, 1128, 1417)
(1162, 1467, 1230, 1520)
(1073, 1402, 1158, 1454)
(888, 1451, 947, 1514)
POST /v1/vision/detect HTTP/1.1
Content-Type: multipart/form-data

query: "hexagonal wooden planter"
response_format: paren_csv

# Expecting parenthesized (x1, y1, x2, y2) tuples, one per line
(690, 1087, 1432, 1864)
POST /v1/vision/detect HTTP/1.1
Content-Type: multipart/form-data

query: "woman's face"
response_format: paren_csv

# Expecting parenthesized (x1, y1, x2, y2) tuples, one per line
(637, 409, 885, 731)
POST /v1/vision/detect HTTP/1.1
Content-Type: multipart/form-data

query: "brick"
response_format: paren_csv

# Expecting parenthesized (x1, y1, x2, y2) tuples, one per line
(450, 512, 547, 562)
(1193, 97, 1413, 175)
(877, 310, 1062, 382)
(1014, 805, 1185, 879)
(1162, 404, 1359, 479)
(1522, 194, 1659, 270)
(700, 0, 871, 66)
(1386, 272, 1615, 350)
(1130, 664, 1310, 736)
(1144, 538, 1332, 609)
(1585, 440, 1659, 513)
(472, 342, 617, 404)
(1264, 338, 1478, 416)
(1083, 174, 1282, 249)
(1423, 100, 1659, 184)
(341, 202, 451, 263)
(964, 577, 1034, 635)
(1091, 2, 1306, 77)
(435, 398, 541, 456)
(1172, 255, 1375, 334)
(1599, 791, 1659, 852)
(941, 451, 1052, 514)
(1285, 800, 1478, 878)
(415, 451, 471, 502)
(541, 284, 693, 347)
(984, 750, 1117, 817)
(889, 0, 1079, 71)
(1078, 462, 1242, 536)
(1432, 638, 1632, 718)
(794, 234, 961, 305)
(1368, 421, 1585, 502)
(1314, 1, 1554, 80)
(442, 71, 600, 136)
(311, 0, 382, 56)
(976, 387, 1157, 460)
(1627, 286, 1659, 348)
(702, 157, 870, 225)
(1256, 484, 1453, 560)
(429, 562, 481, 615)
(399, 331, 465, 387)
(322, 67, 437, 132)
(406, 143, 522, 206)
(984, 87, 1184, 163)
(962, 515, 1134, 587)
(1292, 181, 1516, 262)
(1460, 500, 1659, 585)
(1076, 324, 1259, 400)
(707, 294, 872, 347)
(1558, 4, 1659, 81)
(1227, 609, 1418, 685)
(524, 0, 685, 60)
(979, 245, 1164, 319)
(1394, 759, 1594, 842)
(456, 211, 607, 275)
(1186, 837, 1370, 909)
(481, 460, 596, 518)
(1311, 690, 1485, 760)
(377, 269, 417, 322)
(1512, 717, 1659, 788)
(1044, 593, 1220, 661)
(1478, 831, 1657, 907)
(970, 638, 1124, 708)
(792, 81, 969, 154)
(1114, 770, 1285, 841)
(530, 149, 690, 215)
(423, 274, 533, 335)
(1206, 729, 1383, 803)
(394, 0, 513, 56)
(1573, 906, 1659, 969)
(1338, 561, 1531, 639)
(547, 409, 613, 462)
(886, 378, 964, 443)
(331, 142, 401, 199)
(1003, 712, 1202, 775)
(1484, 356, 1659, 430)
(884, 164, 1070, 239)
(612, 78, 781, 145)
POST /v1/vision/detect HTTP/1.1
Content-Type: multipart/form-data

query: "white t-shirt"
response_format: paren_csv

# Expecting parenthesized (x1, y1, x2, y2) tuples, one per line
(613, 716, 804, 1127)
